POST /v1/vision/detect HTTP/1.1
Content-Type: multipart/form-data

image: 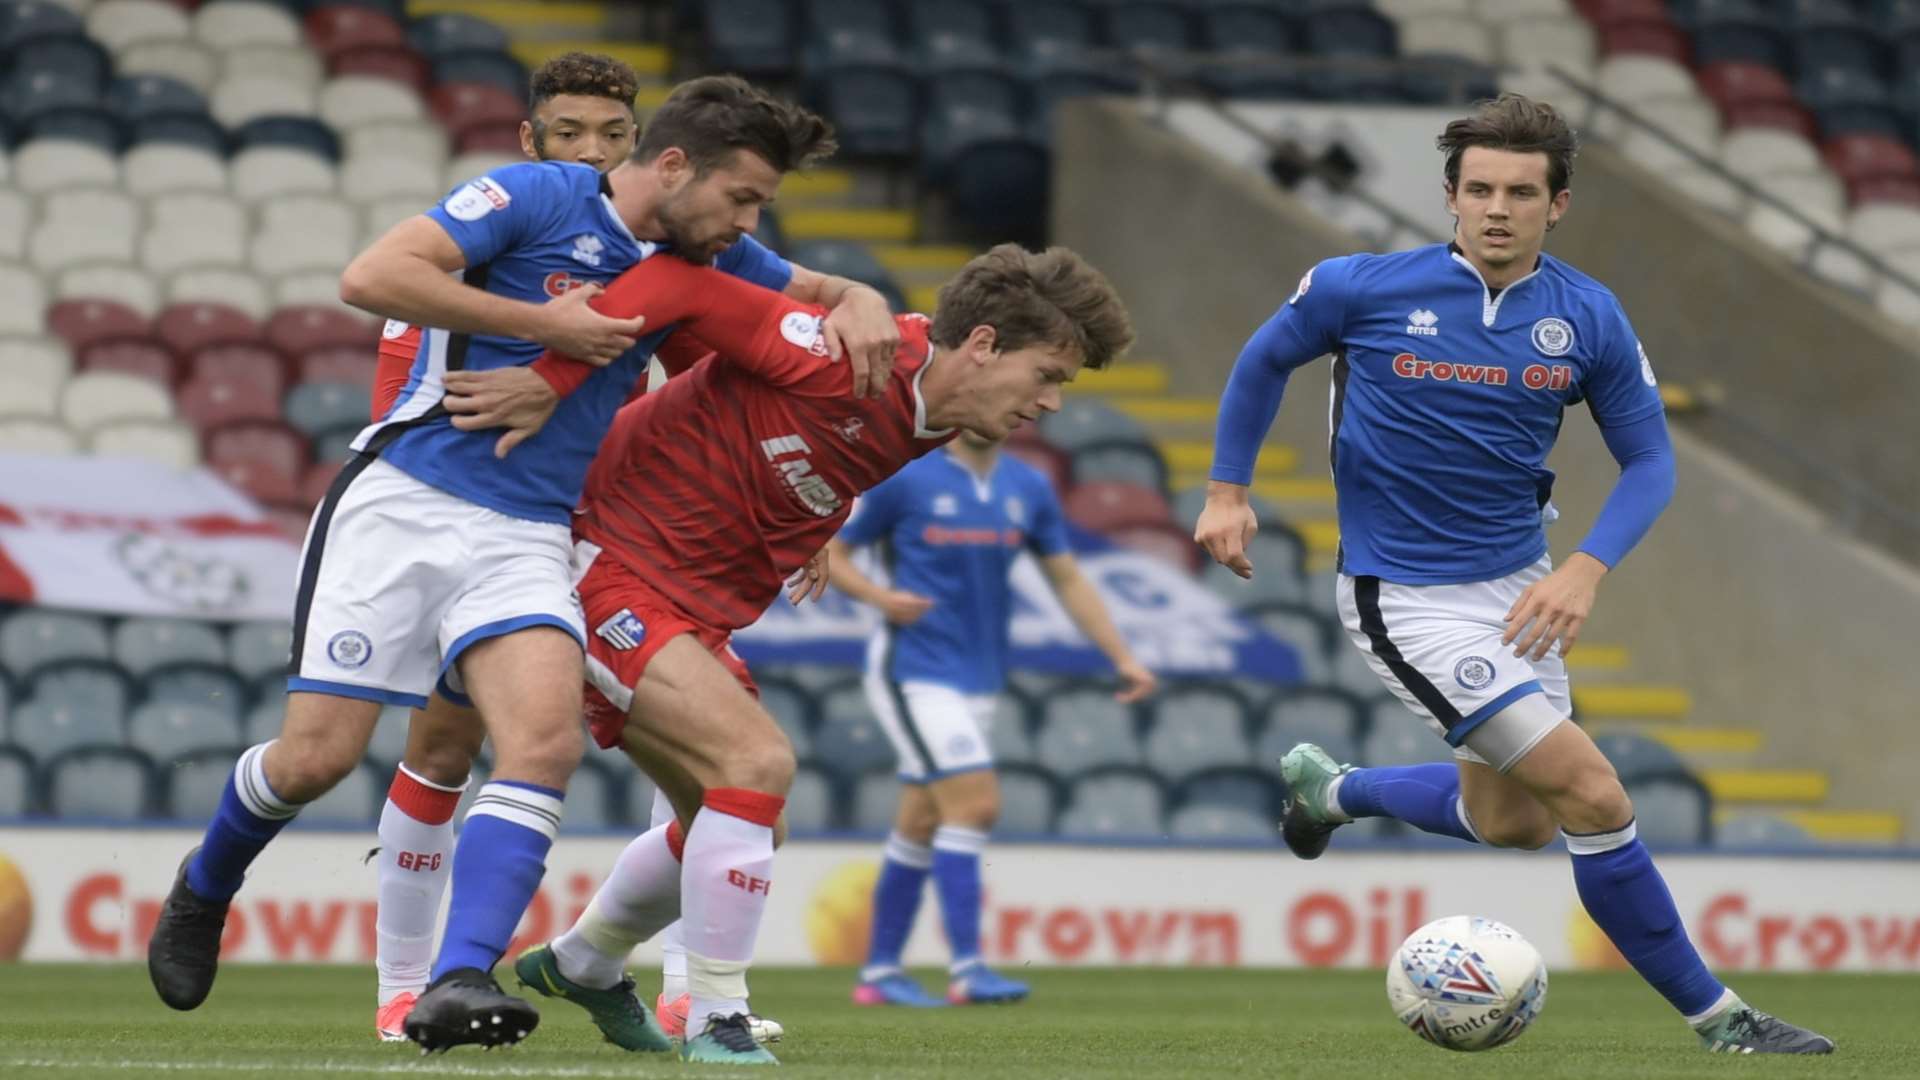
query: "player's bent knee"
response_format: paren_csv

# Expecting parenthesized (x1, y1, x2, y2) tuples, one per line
(1479, 813, 1558, 851)
(492, 720, 585, 788)
(722, 733, 795, 795)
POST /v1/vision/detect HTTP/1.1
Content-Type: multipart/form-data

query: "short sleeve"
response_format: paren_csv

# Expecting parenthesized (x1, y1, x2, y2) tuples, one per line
(1023, 469, 1071, 558)
(839, 473, 908, 547)
(1581, 298, 1665, 429)
(714, 232, 793, 292)
(425, 162, 558, 269)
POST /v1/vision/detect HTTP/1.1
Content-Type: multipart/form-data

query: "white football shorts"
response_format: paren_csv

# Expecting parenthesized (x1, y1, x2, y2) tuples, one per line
(862, 647, 1000, 782)
(289, 457, 585, 709)
(1336, 556, 1570, 771)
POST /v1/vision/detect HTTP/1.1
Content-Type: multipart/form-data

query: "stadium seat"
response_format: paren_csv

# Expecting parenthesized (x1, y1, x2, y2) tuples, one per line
(0, 747, 33, 817)
(188, 343, 289, 398)
(147, 191, 248, 249)
(1696, 60, 1797, 116)
(226, 622, 293, 683)
(9, 700, 123, 762)
(0, 336, 73, 389)
(306, 4, 408, 58)
(194, 0, 303, 49)
(811, 679, 898, 778)
(1241, 602, 1335, 684)
(0, 378, 59, 421)
(207, 417, 310, 479)
(0, 263, 45, 337)
(1824, 132, 1920, 188)
(354, 704, 407, 765)
(757, 674, 816, 746)
(1056, 767, 1165, 838)
(222, 43, 326, 92)
(1396, 16, 1498, 65)
(297, 347, 378, 393)
(123, 142, 229, 196)
(143, 661, 247, 717)
(243, 697, 283, 746)
(155, 302, 261, 355)
(408, 10, 511, 57)
(0, 0, 84, 48)
(318, 74, 424, 130)
(1069, 439, 1168, 493)
(23, 654, 134, 716)
(1107, 522, 1201, 574)
(0, 192, 27, 261)
(1689, 0, 1789, 69)
(128, 701, 242, 762)
(231, 146, 338, 202)
(1104, 1, 1193, 53)
(251, 226, 356, 278)
(1715, 813, 1820, 850)
(804, 51, 920, 157)
(1591, 731, 1690, 782)
(12, 138, 118, 194)
(163, 746, 240, 820)
(454, 123, 525, 155)
(1746, 172, 1847, 256)
(166, 267, 273, 322)
(1260, 686, 1366, 763)
(107, 73, 211, 126)
(86, 0, 191, 51)
(922, 105, 1050, 238)
(340, 154, 443, 203)
(90, 418, 200, 466)
(1845, 200, 1920, 252)
(994, 763, 1058, 834)
(1596, 18, 1689, 63)
(1167, 804, 1274, 841)
(1613, 100, 1723, 174)
(1627, 775, 1712, 846)
(1173, 764, 1281, 818)
(284, 382, 373, 436)
(1037, 397, 1148, 451)
(118, 38, 220, 96)
(1063, 481, 1172, 532)
(59, 371, 174, 431)
(701, 0, 797, 74)
(785, 765, 836, 831)
(328, 44, 430, 93)
(430, 50, 530, 98)
(783, 240, 907, 309)
(0, 417, 78, 455)
(851, 771, 902, 832)
(209, 75, 319, 129)
(1034, 684, 1143, 774)
(1361, 721, 1452, 768)
(274, 271, 359, 316)
(46, 747, 155, 820)
(292, 760, 380, 826)
(1142, 689, 1254, 780)
(1800, 68, 1901, 138)
(429, 80, 524, 133)
(344, 117, 447, 165)
(267, 305, 376, 356)
(984, 702, 1036, 765)
(563, 757, 622, 830)
(113, 618, 227, 677)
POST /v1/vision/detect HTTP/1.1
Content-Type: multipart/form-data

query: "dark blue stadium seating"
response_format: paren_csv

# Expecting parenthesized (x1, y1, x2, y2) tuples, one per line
(235, 116, 343, 160)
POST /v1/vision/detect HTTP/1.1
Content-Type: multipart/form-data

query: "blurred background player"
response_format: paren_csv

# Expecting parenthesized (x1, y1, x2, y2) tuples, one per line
(366, 49, 643, 1044)
(823, 434, 1157, 1007)
(447, 243, 1134, 1064)
(1195, 94, 1832, 1056)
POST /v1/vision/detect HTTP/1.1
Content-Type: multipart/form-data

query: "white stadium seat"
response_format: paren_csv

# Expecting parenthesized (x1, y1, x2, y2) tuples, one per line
(259, 194, 358, 240)
(56, 263, 162, 316)
(43, 189, 142, 236)
(362, 195, 433, 242)
(1661, 168, 1746, 217)
(90, 418, 202, 468)
(250, 228, 355, 277)
(30, 218, 138, 273)
(340, 154, 442, 203)
(0, 190, 29, 260)
(118, 39, 220, 95)
(1594, 55, 1698, 104)
(1873, 252, 1920, 325)
(1745, 172, 1846, 259)
(220, 43, 324, 90)
(231, 147, 337, 202)
(1377, 0, 1472, 16)
(1474, 0, 1573, 16)
(123, 143, 229, 197)
(1496, 16, 1595, 74)
(166, 265, 274, 320)
(193, 0, 302, 50)
(60, 371, 175, 432)
(1808, 244, 1875, 295)
(443, 152, 519, 193)
(1845, 203, 1920, 255)
(1615, 100, 1721, 173)
(0, 337, 74, 388)
(87, 0, 192, 53)
(319, 76, 425, 131)
(1719, 127, 1821, 178)
(0, 416, 80, 455)
(0, 377, 61, 419)
(0, 147, 9, 185)
(1395, 16, 1496, 63)
(345, 120, 450, 166)
(0, 261, 49, 335)
(210, 74, 318, 128)
(140, 225, 248, 275)
(12, 139, 118, 194)
(147, 191, 249, 243)
(273, 269, 356, 313)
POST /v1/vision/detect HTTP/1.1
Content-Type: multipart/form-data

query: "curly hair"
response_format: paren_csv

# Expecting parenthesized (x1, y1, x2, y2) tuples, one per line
(528, 51, 640, 111)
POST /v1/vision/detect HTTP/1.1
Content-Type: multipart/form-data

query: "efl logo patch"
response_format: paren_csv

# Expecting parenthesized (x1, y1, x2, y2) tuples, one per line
(1454, 655, 1496, 691)
(1530, 317, 1574, 357)
(1638, 341, 1658, 387)
(595, 609, 646, 651)
(445, 176, 511, 221)
(327, 630, 373, 669)
(1288, 266, 1314, 305)
(779, 311, 830, 358)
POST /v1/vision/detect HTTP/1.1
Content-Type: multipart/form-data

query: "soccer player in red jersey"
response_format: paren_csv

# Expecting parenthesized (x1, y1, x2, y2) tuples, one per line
(443, 244, 1134, 1064)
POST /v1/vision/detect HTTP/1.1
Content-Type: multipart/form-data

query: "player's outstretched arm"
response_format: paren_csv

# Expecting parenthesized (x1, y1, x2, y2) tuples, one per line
(1039, 553, 1156, 703)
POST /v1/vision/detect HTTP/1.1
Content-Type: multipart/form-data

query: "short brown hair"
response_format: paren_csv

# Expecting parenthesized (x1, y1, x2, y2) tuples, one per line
(931, 245, 1134, 371)
(529, 52, 640, 111)
(633, 75, 836, 175)
(1437, 93, 1579, 196)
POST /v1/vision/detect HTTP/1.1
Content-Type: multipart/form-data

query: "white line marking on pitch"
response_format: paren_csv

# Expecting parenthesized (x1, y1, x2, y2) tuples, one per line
(0, 1059, 671, 1078)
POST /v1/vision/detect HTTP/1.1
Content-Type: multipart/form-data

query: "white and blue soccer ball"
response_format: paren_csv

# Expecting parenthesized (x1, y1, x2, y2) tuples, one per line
(1386, 915, 1549, 1052)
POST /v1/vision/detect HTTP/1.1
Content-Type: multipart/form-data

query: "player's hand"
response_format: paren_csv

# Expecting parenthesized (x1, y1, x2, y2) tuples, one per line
(786, 548, 831, 606)
(444, 366, 559, 458)
(1503, 552, 1608, 661)
(1194, 481, 1258, 579)
(1112, 658, 1158, 703)
(822, 286, 899, 398)
(878, 589, 934, 626)
(536, 283, 646, 366)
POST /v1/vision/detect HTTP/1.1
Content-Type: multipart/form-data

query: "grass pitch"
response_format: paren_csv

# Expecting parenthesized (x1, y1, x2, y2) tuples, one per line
(1, 964, 1913, 1079)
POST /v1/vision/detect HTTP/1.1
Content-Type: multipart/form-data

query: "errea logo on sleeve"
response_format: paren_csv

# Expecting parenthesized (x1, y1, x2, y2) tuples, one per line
(445, 176, 512, 221)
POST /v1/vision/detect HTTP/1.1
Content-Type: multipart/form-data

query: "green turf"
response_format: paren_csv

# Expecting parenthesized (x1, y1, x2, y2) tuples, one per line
(0, 964, 1912, 1079)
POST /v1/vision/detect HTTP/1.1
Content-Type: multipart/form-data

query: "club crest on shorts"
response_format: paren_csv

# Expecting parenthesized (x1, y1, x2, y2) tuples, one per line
(595, 609, 646, 650)
(1530, 317, 1574, 357)
(327, 630, 373, 669)
(1454, 655, 1496, 691)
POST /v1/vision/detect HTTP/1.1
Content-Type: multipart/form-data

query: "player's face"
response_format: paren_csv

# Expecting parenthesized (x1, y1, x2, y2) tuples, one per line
(954, 326, 1080, 440)
(657, 148, 782, 265)
(1445, 147, 1570, 279)
(522, 95, 635, 171)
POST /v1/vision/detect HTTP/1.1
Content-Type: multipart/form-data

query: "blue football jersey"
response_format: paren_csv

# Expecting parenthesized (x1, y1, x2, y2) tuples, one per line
(1213, 243, 1664, 584)
(360, 161, 792, 524)
(839, 449, 1071, 694)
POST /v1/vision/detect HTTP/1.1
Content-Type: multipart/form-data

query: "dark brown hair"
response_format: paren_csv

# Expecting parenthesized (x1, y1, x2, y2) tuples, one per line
(633, 75, 836, 175)
(1438, 93, 1579, 196)
(528, 52, 640, 112)
(931, 245, 1134, 371)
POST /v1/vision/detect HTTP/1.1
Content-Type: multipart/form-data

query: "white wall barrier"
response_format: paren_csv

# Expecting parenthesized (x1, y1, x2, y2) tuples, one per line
(2, 829, 1917, 972)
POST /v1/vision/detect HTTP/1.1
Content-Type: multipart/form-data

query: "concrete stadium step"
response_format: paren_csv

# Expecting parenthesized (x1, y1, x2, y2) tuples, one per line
(1770, 808, 1904, 844)
(1571, 684, 1693, 720)
(410, 0, 607, 34)
(1067, 363, 1170, 395)
(1161, 439, 1295, 476)
(510, 40, 670, 77)
(1700, 768, 1830, 804)
(1562, 643, 1631, 673)
(1623, 725, 1765, 755)
(781, 207, 918, 243)
(1113, 397, 1221, 424)
(872, 244, 974, 275)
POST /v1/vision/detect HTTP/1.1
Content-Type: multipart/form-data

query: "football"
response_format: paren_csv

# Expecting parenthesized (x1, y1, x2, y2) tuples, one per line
(1386, 915, 1550, 1052)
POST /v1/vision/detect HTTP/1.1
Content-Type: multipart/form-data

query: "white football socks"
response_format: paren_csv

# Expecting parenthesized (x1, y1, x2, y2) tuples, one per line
(552, 821, 684, 990)
(374, 763, 465, 1004)
(681, 790, 783, 1039)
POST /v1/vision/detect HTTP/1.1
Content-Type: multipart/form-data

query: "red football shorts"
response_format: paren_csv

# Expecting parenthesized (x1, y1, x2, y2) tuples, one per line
(577, 546, 758, 750)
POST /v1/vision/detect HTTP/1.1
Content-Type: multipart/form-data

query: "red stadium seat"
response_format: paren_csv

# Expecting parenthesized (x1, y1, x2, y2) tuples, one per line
(1823, 134, 1920, 189)
(175, 373, 284, 430)
(296, 344, 378, 390)
(188, 344, 290, 401)
(1696, 62, 1796, 115)
(1108, 523, 1200, 574)
(305, 4, 408, 60)
(77, 339, 180, 387)
(266, 305, 379, 355)
(301, 460, 343, 506)
(154, 303, 262, 356)
(46, 299, 151, 353)
(1004, 441, 1072, 496)
(1850, 176, 1920, 207)
(1576, 0, 1669, 21)
(213, 457, 302, 505)
(1723, 101, 1817, 141)
(429, 81, 525, 132)
(330, 45, 431, 93)
(456, 122, 526, 155)
(1063, 481, 1174, 532)
(205, 420, 311, 485)
(1597, 20, 1688, 63)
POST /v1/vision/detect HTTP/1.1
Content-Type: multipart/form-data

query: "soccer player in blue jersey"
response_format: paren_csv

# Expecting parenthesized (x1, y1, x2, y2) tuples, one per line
(146, 77, 901, 1053)
(1196, 95, 1832, 1055)
(824, 433, 1157, 1008)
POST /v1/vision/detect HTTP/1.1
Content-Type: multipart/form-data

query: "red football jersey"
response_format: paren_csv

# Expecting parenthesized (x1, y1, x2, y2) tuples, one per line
(554, 258, 954, 631)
